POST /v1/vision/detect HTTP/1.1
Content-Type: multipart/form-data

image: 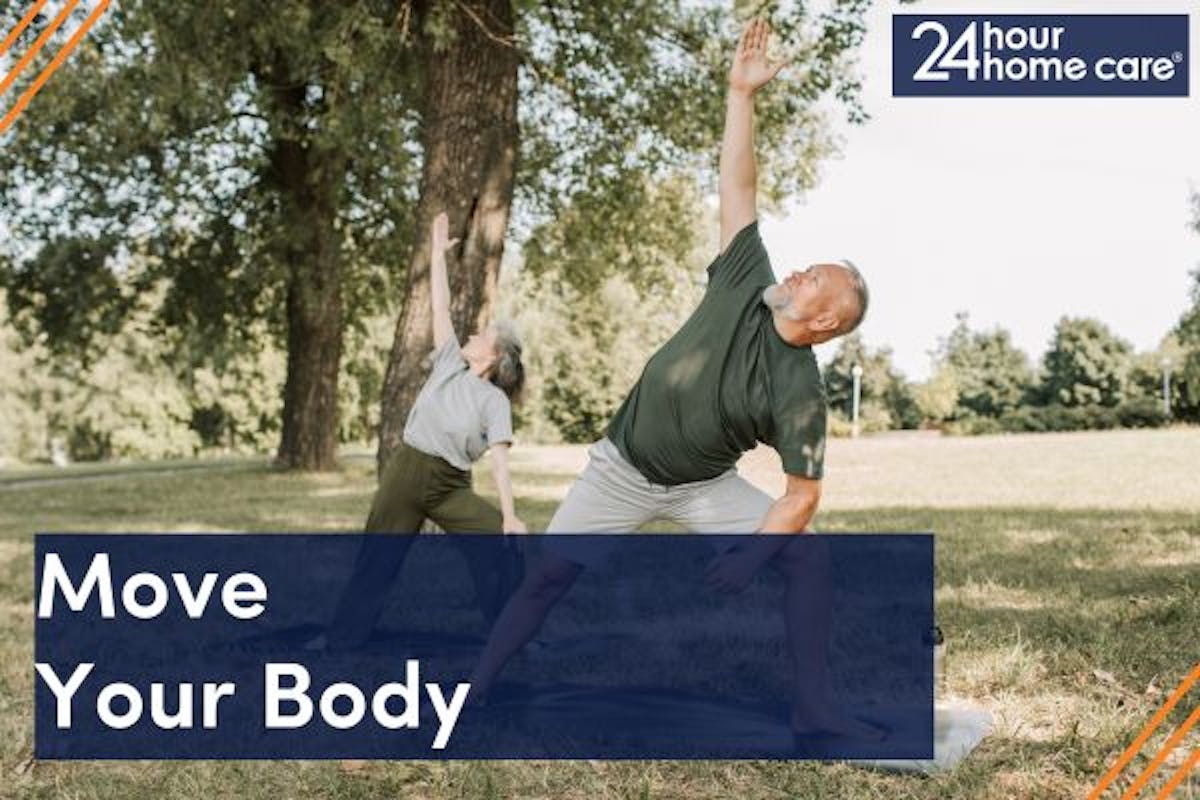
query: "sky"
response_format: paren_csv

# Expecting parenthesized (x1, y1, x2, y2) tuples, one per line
(760, 0, 1200, 380)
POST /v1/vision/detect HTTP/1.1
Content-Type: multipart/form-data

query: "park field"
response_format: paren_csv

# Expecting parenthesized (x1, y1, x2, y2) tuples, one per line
(1, 428, 1198, 799)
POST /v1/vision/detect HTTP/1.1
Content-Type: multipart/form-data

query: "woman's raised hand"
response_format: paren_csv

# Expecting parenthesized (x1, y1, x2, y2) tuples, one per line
(431, 211, 460, 255)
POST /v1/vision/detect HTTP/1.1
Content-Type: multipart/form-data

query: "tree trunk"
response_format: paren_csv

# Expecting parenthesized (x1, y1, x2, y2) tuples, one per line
(270, 80, 346, 471)
(377, 0, 520, 472)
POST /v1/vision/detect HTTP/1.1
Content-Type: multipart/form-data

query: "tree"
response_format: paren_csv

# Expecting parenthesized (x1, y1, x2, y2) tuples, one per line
(1126, 334, 1186, 418)
(376, 0, 876, 468)
(0, 291, 51, 464)
(1171, 274, 1200, 422)
(1, 1, 420, 470)
(823, 332, 918, 430)
(0, 288, 202, 462)
(912, 369, 959, 425)
(502, 176, 707, 443)
(1040, 316, 1133, 407)
(1164, 191, 1200, 421)
(933, 312, 1033, 418)
(1, 1, 873, 472)
(377, 0, 520, 471)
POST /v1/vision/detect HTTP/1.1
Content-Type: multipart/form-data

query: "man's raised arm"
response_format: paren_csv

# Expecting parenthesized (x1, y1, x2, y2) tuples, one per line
(720, 17, 788, 252)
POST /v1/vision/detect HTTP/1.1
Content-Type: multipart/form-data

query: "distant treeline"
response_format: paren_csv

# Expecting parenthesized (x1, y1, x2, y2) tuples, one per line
(2, 268, 1198, 465)
(822, 303, 1200, 437)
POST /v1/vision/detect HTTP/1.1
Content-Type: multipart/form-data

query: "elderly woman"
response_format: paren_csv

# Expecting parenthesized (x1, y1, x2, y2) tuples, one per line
(314, 211, 526, 651)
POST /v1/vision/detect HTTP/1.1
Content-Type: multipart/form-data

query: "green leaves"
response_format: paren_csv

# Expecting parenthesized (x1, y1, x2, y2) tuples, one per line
(503, 173, 710, 442)
(1, 0, 873, 461)
(516, 0, 860, 230)
(824, 333, 919, 431)
(520, 173, 707, 295)
(0, 0, 416, 354)
(936, 312, 1036, 418)
(1, 234, 133, 363)
(1042, 317, 1133, 408)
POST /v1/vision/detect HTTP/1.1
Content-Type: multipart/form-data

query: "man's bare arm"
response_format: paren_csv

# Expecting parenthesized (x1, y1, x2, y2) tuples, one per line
(720, 17, 788, 252)
(759, 473, 821, 533)
(704, 473, 820, 592)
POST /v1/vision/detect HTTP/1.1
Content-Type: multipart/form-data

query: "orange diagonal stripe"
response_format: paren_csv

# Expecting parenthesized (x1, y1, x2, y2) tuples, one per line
(0, 0, 109, 135)
(1087, 664, 1200, 800)
(0, 0, 53, 58)
(1121, 705, 1200, 799)
(1153, 748, 1198, 800)
(0, 0, 81, 99)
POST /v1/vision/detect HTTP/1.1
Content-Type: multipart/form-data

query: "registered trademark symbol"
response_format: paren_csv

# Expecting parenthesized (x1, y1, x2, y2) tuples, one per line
(1173, 51, 1184, 63)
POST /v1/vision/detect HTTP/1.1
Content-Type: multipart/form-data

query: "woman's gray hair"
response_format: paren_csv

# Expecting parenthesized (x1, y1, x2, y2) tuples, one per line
(489, 319, 526, 401)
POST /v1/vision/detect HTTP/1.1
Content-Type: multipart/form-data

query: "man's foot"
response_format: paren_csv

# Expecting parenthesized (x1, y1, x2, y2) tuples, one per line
(791, 704, 887, 741)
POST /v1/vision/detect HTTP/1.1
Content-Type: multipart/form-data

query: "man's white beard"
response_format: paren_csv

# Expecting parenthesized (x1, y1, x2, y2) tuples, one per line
(762, 284, 806, 323)
(761, 284, 790, 311)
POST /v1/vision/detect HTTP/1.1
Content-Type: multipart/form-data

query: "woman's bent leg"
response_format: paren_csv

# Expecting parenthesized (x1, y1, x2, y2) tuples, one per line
(428, 485, 518, 625)
(324, 446, 427, 649)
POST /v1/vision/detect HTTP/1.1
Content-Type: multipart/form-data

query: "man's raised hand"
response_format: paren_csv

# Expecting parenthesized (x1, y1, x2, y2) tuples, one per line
(729, 17, 789, 95)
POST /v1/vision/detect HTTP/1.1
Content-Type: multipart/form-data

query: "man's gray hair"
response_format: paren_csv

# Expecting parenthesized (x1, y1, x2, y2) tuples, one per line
(836, 258, 869, 335)
(490, 319, 525, 401)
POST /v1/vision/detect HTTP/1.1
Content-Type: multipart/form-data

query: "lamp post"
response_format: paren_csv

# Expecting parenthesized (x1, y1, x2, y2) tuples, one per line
(1161, 357, 1172, 418)
(851, 364, 863, 438)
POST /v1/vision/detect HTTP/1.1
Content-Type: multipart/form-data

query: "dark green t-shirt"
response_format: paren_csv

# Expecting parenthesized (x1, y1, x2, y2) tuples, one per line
(606, 221, 827, 485)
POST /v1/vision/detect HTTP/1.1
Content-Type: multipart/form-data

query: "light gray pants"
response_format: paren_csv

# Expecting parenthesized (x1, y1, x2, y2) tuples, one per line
(546, 438, 774, 566)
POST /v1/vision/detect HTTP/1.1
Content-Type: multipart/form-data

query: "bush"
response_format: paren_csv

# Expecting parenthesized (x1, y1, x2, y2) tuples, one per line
(996, 407, 1046, 433)
(827, 402, 894, 437)
(942, 415, 1003, 436)
(1116, 397, 1170, 429)
(965, 416, 1004, 435)
(992, 401, 1166, 434)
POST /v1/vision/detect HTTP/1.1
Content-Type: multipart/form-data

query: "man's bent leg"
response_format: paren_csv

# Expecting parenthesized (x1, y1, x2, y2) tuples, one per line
(468, 550, 582, 700)
(667, 470, 773, 534)
(774, 536, 885, 740)
(670, 473, 882, 739)
(469, 439, 660, 699)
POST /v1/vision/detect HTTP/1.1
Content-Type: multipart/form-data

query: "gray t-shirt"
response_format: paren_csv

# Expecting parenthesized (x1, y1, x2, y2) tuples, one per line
(402, 338, 513, 470)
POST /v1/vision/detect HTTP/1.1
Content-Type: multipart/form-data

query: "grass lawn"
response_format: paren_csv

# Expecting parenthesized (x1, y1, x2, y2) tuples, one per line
(1, 428, 1198, 799)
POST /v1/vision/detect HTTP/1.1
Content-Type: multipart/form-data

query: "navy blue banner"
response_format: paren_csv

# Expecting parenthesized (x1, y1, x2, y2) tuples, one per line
(35, 533, 933, 760)
(893, 15, 1189, 97)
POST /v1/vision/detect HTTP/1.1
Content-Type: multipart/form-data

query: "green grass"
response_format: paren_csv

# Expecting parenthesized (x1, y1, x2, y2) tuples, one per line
(2, 429, 1198, 799)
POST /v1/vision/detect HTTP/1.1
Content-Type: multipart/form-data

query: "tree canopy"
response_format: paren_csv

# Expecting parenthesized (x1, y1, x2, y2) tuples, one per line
(1041, 317, 1133, 408)
(1, 0, 875, 470)
(934, 312, 1034, 418)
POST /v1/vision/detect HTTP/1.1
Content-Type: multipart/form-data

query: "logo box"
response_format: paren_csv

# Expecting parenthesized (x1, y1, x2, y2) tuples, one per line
(893, 14, 1189, 97)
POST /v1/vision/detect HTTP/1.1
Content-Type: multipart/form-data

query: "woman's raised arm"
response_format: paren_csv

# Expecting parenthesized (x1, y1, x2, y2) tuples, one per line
(430, 211, 458, 348)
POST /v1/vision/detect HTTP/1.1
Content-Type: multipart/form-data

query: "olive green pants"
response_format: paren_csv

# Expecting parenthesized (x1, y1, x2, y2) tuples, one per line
(364, 441, 502, 533)
(325, 442, 519, 649)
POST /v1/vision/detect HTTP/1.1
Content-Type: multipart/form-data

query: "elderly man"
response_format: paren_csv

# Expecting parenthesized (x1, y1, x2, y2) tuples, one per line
(470, 17, 876, 739)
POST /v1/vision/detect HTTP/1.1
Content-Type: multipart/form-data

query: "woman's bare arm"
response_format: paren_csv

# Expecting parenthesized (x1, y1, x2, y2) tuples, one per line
(489, 443, 527, 534)
(430, 212, 458, 348)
